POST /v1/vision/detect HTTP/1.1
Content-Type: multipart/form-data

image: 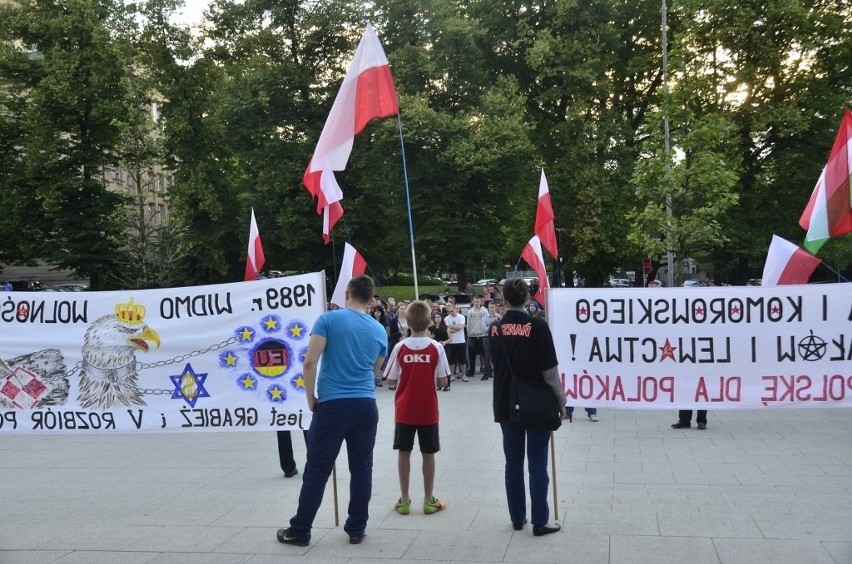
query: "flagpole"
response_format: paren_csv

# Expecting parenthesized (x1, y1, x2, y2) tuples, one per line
(662, 0, 675, 288)
(397, 114, 419, 299)
(818, 261, 849, 282)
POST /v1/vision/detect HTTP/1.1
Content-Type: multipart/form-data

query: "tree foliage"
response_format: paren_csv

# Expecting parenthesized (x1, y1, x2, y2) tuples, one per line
(1, 0, 849, 288)
(0, 0, 130, 288)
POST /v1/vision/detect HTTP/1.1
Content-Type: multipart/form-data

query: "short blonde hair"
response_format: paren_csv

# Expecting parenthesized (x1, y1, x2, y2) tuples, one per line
(406, 300, 431, 332)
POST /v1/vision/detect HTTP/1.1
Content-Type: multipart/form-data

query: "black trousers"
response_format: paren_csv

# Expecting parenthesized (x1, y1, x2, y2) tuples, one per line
(678, 410, 707, 425)
(466, 336, 485, 375)
(276, 430, 308, 473)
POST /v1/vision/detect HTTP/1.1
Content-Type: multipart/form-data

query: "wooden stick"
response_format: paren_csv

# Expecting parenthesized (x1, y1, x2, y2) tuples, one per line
(332, 461, 340, 526)
(550, 431, 559, 518)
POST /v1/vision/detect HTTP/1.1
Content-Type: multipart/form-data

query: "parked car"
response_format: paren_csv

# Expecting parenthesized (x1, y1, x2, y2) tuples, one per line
(51, 284, 89, 292)
(8, 280, 42, 291)
(447, 292, 472, 315)
(498, 277, 538, 288)
(420, 292, 447, 304)
(473, 278, 497, 287)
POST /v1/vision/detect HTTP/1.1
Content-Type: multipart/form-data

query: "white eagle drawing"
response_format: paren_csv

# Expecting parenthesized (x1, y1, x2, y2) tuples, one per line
(77, 312, 160, 409)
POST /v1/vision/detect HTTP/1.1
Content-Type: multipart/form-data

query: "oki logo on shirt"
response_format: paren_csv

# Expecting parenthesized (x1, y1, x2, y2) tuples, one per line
(402, 353, 433, 363)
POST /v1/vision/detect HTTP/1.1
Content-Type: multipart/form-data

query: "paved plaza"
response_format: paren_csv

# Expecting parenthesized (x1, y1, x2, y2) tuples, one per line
(1, 377, 851, 563)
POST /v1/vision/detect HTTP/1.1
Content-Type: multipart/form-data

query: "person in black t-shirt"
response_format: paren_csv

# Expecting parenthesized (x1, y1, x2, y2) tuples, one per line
(491, 278, 566, 537)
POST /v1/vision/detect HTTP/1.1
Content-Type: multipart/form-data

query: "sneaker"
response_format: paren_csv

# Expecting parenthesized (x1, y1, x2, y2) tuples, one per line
(532, 522, 561, 537)
(423, 496, 447, 514)
(283, 468, 299, 478)
(276, 527, 309, 546)
(589, 414, 598, 422)
(348, 532, 365, 544)
(395, 498, 411, 515)
(671, 421, 691, 429)
(512, 518, 528, 531)
(697, 423, 707, 430)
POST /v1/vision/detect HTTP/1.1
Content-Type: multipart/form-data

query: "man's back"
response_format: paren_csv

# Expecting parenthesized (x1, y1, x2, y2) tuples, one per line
(313, 308, 387, 402)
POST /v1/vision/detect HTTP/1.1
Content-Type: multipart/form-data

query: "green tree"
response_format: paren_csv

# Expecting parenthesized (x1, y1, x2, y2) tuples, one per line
(629, 112, 740, 286)
(379, 0, 537, 288)
(470, 0, 667, 287)
(147, 0, 370, 284)
(0, 0, 131, 288)
(671, 0, 852, 283)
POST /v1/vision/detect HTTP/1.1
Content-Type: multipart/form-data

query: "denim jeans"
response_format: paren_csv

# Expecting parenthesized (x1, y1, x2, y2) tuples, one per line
(289, 398, 379, 539)
(500, 422, 551, 526)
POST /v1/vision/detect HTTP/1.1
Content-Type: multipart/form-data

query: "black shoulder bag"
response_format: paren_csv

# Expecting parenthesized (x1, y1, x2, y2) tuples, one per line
(496, 321, 562, 432)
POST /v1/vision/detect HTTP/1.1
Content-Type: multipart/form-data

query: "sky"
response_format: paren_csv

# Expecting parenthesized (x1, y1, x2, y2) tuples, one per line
(171, 0, 209, 27)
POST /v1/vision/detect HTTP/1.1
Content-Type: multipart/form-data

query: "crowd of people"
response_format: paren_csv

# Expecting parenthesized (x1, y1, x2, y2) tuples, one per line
(365, 280, 547, 386)
(276, 275, 566, 547)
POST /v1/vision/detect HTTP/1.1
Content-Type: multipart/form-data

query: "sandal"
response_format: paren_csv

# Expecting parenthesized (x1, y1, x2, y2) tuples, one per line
(423, 496, 447, 514)
(395, 498, 411, 515)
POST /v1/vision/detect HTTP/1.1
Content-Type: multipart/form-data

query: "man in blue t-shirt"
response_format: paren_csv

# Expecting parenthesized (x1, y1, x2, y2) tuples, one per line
(277, 275, 387, 547)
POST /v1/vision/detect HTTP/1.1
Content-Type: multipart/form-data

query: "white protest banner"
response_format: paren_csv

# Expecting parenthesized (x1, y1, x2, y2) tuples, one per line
(546, 283, 852, 409)
(0, 272, 325, 434)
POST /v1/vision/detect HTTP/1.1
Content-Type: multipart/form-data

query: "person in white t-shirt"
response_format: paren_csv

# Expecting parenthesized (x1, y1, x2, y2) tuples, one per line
(443, 303, 467, 380)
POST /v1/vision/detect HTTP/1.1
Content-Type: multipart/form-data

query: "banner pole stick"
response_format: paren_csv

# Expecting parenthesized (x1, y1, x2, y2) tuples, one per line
(550, 432, 559, 518)
(332, 462, 339, 526)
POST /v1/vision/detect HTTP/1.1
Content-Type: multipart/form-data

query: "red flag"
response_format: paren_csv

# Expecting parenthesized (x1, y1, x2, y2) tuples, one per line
(761, 235, 821, 287)
(520, 235, 550, 307)
(330, 243, 368, 308)
(535, 169, 559, 258)
(304, 23, 399, 244)
(244, 208, 265, 281)
(799, 109, 852, 253)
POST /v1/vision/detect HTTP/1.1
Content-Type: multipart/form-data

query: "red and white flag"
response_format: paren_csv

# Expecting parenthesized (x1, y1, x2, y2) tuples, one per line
(304, 23, 399, 244)
(330, 242, 368, 308)
(761, 235, 822, 287)
(535, 169, 559, 258)
(520, 235, 550, 307)
(799, 109, 852, 254)
(244, 208, 265, 281)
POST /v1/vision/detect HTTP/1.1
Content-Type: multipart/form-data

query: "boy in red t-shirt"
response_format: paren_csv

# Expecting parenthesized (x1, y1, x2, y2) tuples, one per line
(384, 300, 450, 515)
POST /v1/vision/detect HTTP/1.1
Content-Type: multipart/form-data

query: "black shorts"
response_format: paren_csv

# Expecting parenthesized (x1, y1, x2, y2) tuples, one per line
(445, 343, 467, 365)
(393, 423, 440, 454)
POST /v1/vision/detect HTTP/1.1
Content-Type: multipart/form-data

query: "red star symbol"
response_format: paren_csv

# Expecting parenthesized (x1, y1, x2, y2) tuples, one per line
(771, 304, 781, 315)
(729, 304, 741, 315)
(694, 304, 705, 315)
(578, 305, 588, 316)
(659, 339, 677, 362)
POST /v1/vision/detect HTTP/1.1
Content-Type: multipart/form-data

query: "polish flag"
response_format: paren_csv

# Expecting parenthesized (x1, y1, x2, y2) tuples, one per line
(520, 235, 550, 307)
(799, 109, 852, 254)
(535, 169, 559, 258)
(244, 208, 265, 281)
(761, 235, 822, 287)
(304, 23, 399, 244)
(330, 242, 368, 308)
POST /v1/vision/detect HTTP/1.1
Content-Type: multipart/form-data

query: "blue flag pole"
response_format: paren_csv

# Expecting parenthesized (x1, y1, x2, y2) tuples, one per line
(397, 114, 419, 299)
